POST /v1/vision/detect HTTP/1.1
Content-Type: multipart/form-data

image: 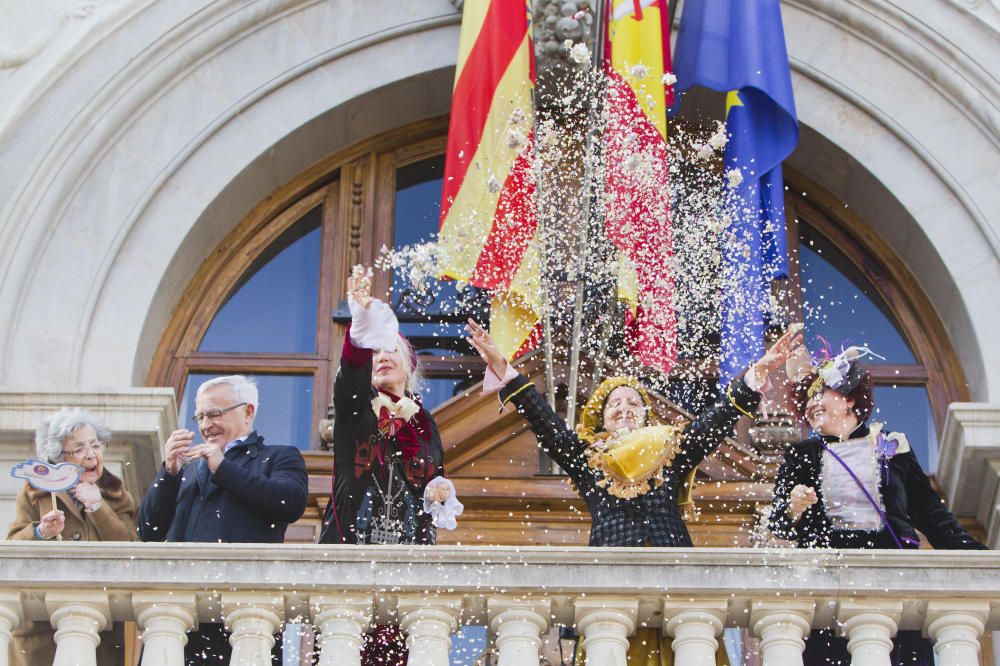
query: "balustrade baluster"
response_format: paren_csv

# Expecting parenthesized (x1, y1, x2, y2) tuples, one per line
(488, 598, 550, 666)
(663, 599, 727, 666)
(838, 600, 902, 666)
(133, 592, 197, 666)
(46, 591, 110, 666)
(311, 595, 372, 666)
(222, 593, 283, 666)
(0, 593, 23, 666)
(575, 598, 637, 666)
(398, 595, 461, 666)
(750, 600, 814, 666)
(925, 601, 990, 666)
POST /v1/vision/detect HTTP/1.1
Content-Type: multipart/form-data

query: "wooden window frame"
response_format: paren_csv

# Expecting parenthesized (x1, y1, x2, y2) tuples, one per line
(147, 119, 966, 451)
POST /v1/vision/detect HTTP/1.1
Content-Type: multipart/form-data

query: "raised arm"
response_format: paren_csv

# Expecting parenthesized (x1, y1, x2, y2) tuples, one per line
(467, 320, 591, 484)
(334, 265, 400, 422)
(676, 326, 803, 476)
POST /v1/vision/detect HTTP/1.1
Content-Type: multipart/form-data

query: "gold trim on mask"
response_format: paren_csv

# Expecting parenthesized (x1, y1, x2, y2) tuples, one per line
(574, 377, 690, 501)
(586, 424, 685, 500)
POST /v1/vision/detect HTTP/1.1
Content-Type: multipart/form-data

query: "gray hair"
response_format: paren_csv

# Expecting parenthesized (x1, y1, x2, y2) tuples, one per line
(35, 409, 112, 464)
(196, 375, 260, 414)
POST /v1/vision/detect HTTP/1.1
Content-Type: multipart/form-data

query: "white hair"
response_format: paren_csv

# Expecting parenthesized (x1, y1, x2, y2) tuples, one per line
(35, 409, 111, 464)
(396, 334, 422, 395)
(196, 375, 260, 415)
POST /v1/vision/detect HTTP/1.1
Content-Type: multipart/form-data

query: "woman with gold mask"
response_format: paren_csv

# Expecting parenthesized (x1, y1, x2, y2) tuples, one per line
(466, 320, 801, 664)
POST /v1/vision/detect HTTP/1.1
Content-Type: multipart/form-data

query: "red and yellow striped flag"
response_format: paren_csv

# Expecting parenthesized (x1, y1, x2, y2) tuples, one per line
(603, 0, 677, 374)
(438, 0, 540, 360)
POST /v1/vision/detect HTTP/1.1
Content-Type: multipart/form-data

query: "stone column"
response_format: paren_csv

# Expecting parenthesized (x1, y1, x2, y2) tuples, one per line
(663, 598, 727, 666)
(574, 598, 637, 666)
(310, 595, 373, 666)
(398, 595, 462, 666)
(0, 592, 24, 666)
(133, 592, 197, 666)
(838, 600, 902, 666)
(45, 591, 110, 666)
(750, 600, 814, 666)
(222, 593, 283, 666)
(924, 601, 990, 666)
(488, 598, 550, 666)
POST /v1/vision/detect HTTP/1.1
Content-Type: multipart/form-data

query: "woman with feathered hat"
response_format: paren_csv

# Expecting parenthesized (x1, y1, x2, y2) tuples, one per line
(769, 342, 986, 665)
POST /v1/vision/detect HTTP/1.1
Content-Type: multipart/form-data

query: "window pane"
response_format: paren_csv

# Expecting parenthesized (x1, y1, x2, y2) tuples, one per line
(393, 157, 488, 323)
(798, 226, 916, 363)
(199, 207, 322, 353)
(872, 385, 938, 473)
(180, 373, 315, 450)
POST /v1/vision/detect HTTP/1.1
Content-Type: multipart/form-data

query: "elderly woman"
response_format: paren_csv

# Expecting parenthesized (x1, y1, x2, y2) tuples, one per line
(768, 345, 986, 665)
(319, 266, 459, 664)
(7, 409, 136, 666)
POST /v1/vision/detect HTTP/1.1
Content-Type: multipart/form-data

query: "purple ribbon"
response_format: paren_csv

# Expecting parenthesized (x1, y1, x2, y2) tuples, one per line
(821, 442, 904, 549)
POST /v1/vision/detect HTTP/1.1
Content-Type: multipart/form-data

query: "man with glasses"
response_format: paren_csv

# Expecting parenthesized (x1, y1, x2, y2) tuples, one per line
(137, 374, 308, 664)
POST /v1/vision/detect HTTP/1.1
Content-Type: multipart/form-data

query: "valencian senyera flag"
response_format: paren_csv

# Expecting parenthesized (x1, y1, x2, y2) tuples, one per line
(437, 0, 541, 360)
(673, 0, 799, 385)
(603, 0, 678, 376)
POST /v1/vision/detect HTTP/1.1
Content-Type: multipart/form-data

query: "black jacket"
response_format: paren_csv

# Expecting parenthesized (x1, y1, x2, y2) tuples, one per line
(769, 424, 986, 550)
(318, 336, 445, 545)
(137, 432, 308, 543)
(499, 374, 760, 547)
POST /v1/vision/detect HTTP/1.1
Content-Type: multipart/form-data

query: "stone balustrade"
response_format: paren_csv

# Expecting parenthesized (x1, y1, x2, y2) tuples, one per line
(0, 543, 997, 666)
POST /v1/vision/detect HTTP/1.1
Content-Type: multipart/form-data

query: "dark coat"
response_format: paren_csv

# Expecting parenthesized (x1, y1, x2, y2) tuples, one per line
(499, 374, 760, 547)
(768, 424, 986, 550)
(137, 432, 308, 543)
(318, 336, 444, 545)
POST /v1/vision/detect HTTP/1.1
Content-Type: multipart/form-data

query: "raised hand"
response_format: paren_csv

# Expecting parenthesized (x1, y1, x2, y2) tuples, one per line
(465, 319, 509, 379)
(164, 429, 195, 476)
(69, 482, 101, 507)
(347, 264, 373, 309)
(754, 324, 805, 376)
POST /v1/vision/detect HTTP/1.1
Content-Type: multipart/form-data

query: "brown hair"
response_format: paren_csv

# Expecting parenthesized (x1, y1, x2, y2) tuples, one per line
(788, 364, 875, 424)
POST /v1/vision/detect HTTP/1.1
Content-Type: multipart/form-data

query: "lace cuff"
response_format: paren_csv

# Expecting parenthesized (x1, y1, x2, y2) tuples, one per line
(348, 297, 399, 351)
(482, 362, 519, 394)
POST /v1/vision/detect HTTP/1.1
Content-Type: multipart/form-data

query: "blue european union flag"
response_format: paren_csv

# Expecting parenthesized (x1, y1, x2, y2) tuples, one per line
(673, 0, 799, 385)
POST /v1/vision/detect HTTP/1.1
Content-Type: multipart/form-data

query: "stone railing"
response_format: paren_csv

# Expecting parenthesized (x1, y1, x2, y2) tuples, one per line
(0, 543, 998, 666)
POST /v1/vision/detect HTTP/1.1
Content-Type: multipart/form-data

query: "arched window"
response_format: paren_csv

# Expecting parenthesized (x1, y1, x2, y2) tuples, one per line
(150, 123, 965, 475)
(149, 121, 485, 451)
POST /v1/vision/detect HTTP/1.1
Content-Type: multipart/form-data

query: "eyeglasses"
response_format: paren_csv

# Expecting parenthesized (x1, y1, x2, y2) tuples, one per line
(192, 402, 247, 424)
(62, 441, 107, 458)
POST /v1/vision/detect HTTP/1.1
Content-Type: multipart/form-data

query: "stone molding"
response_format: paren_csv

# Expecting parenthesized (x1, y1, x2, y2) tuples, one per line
(937, 402, 1000, 547)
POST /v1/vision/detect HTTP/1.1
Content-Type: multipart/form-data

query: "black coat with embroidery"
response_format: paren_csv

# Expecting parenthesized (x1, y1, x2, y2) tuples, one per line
(318, 337, 445, 545)
(499, 374, 760, 547)
(768, 424, 986, 550)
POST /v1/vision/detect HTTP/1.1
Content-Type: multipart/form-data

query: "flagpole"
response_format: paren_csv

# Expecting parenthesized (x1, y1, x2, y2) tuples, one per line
(529, 5, 558, 412)
(565, 0, 608, 431)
